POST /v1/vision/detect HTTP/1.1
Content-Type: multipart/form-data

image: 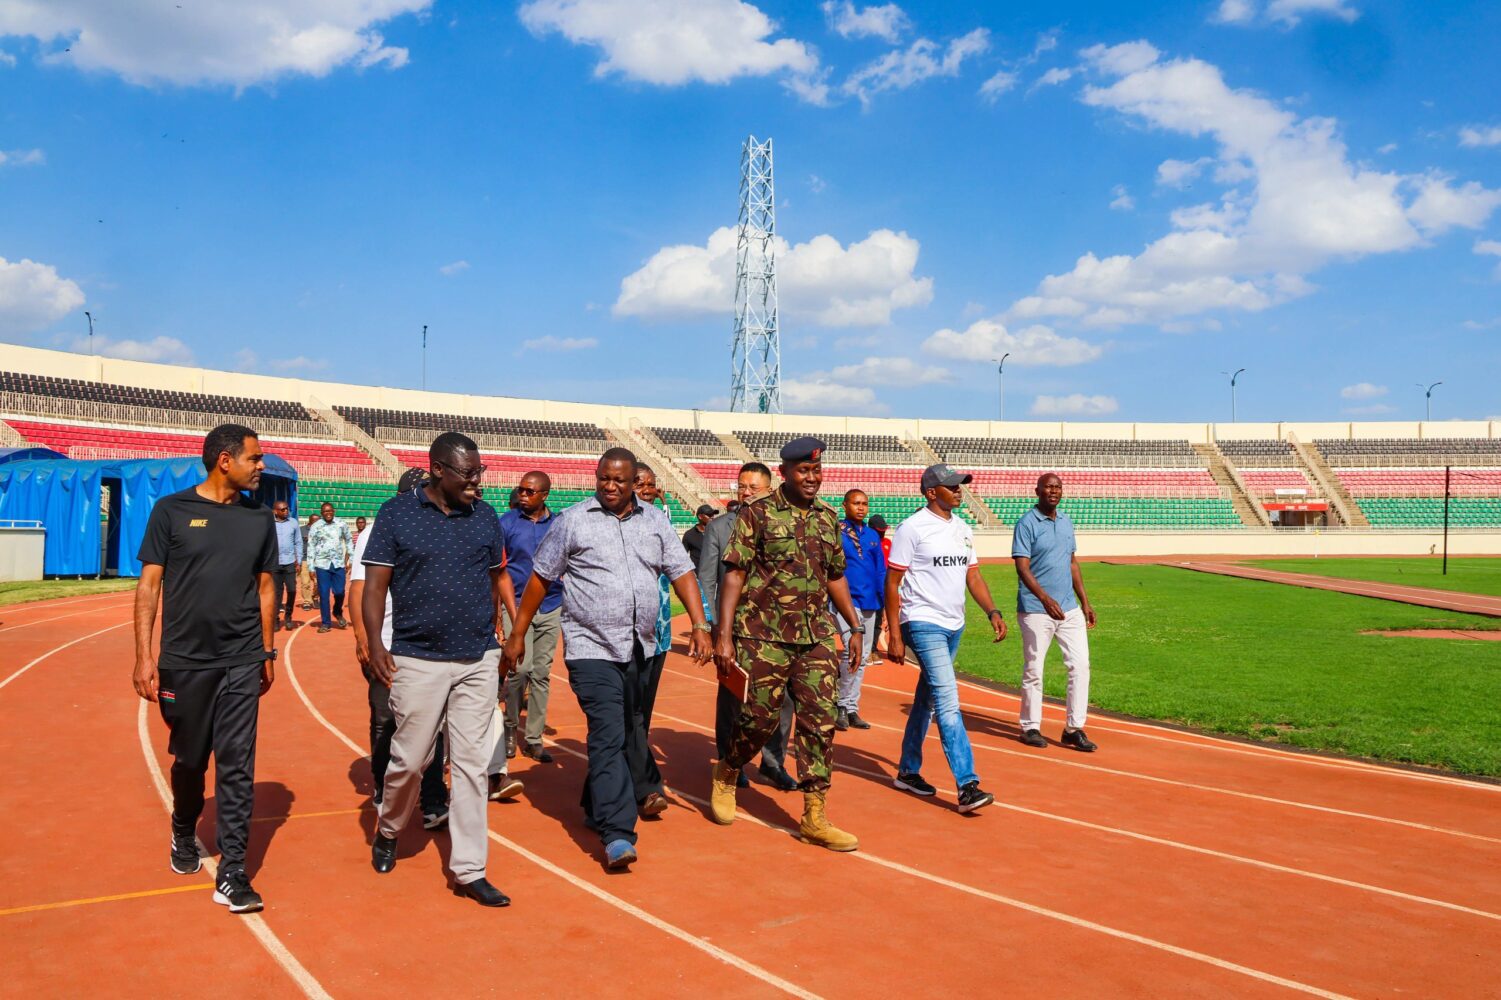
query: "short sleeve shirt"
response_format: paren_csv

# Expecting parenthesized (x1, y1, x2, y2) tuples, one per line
(723, 485, 846, 644)
(361, 487, 506, 661)
(307, 518, 352, 570)
(1011, 506, 1079, 615)
(887, 507, 977, 630)
(137, 487, 278, 670)
(349, 527, 394, 649)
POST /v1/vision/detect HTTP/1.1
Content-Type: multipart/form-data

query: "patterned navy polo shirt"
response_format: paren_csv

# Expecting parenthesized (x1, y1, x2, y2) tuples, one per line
(361, 486, 506, 661)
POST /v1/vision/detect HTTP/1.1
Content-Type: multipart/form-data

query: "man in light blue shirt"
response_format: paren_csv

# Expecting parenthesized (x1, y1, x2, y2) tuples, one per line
(271, 499, 302, 630)
(1011, 473, 1098, 753)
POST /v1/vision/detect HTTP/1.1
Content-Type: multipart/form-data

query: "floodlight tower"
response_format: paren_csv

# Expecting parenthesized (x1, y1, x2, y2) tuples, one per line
(730, 136, 781, 413)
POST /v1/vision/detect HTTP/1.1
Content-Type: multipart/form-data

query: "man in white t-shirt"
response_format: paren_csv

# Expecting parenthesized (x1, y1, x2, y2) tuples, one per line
(883, 464, 1008, 814)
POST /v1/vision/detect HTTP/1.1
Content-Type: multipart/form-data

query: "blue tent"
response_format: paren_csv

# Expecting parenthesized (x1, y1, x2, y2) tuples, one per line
(0, 446, 65, 465)
(0, 455, 297, 577)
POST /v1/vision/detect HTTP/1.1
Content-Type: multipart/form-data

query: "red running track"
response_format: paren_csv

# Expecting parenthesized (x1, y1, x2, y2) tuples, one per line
(1166, 561, 1501, 618)
(1, 596, 1498, 998)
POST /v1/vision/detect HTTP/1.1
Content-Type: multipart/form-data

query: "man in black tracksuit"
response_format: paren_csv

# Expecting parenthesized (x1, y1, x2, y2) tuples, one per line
(133, 423, 279, 914)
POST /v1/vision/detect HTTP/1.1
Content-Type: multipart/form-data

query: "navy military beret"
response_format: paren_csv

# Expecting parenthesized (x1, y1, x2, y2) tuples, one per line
(779, 435, 828, 464)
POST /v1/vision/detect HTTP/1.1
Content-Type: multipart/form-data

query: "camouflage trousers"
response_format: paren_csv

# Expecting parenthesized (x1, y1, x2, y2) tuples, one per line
(724, 636, 839, 793)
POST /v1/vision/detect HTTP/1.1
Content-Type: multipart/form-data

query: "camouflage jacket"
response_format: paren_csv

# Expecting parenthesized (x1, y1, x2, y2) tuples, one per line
(723, 485, 846, 644)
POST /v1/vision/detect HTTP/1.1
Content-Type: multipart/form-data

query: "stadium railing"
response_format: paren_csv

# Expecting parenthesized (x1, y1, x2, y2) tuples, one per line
(0, 390, 328, 440)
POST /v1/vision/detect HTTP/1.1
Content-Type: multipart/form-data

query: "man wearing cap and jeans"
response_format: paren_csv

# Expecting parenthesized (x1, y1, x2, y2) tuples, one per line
(1012, 473, 1098, 752)
(884, 464, 1006, 814)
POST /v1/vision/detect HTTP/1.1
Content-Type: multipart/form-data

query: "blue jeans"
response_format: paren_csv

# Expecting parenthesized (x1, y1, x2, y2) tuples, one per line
(314, 566, 346, 626)
(898, 620, 979, 788)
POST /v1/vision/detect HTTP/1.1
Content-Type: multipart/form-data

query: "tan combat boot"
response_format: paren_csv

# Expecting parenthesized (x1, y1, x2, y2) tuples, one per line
(710, 761, 739, 825)
(798, 790, 859, 852)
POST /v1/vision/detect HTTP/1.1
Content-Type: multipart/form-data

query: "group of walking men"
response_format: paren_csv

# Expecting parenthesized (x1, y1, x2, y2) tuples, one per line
(133, 422, 1096, 914)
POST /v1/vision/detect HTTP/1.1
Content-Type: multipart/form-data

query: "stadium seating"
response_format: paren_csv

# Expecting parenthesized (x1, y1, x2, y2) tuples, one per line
(1315, 438, 1501, 463)
(1312, 438, 1501, 526)
(985, 496, 1243, 528)
(651, 427, 735, 460)
(338, 407, 606, 454)
(0, 371, 310, 422)
(737, 431, 913, 464)
(928, 437, 1201, 466)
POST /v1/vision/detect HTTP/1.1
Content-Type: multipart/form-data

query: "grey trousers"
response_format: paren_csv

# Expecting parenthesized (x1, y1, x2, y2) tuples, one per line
(377, 649, 500, 885)
(835, 607, 881, 712)
(502, 607, 561, 748)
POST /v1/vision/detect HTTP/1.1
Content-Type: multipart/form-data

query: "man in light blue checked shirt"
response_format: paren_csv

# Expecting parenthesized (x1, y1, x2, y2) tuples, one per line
(270, 499, 302, 630)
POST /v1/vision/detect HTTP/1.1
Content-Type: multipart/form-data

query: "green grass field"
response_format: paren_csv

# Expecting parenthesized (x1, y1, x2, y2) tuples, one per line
(0, 578, 136, 607)
(1241, 557, 1501, 597)
(953, 563, 1501, 776)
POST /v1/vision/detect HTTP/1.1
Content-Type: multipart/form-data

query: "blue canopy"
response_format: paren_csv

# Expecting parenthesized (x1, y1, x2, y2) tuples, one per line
(0, 455, 298, 577)
(0, 446, 64, 464)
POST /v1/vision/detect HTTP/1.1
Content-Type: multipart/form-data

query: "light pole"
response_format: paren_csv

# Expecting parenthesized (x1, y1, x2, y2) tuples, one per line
(1221, 368, 1246, 423)
(421, 324, 428, 391)
(84, 311, 94, 355)
(994, 353, 1010, 422)
(1417, 381, 1441, 423)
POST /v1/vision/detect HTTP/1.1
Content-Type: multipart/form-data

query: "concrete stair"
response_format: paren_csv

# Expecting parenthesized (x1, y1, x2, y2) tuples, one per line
(1289, 434, 1368, 527)
(901, 436, 1003, 529)
(0, 417, 27, 448)
(715, 431, 757, 464)
(1193, 443, 1269, 527)
(608, 420, 717, 510)
(305, 397, 405, 480)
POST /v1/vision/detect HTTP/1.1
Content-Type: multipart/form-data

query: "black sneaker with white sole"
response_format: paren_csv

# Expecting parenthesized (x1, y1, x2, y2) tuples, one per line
(213, 870, 264, 914)
(422, 807, 450, 831)
(893, 772, 937, 797)
(169, 832, 202, 875)
(957, 781, 994, 814)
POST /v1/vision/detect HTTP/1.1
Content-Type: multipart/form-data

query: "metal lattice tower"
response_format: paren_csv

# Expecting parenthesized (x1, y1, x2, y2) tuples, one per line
(730, 136, 781, 414)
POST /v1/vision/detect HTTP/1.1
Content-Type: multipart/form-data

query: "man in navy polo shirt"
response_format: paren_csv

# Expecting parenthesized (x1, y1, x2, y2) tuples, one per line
(1012, 472, 1098, 753)
(494, 470, 562, 766)
(362, 431, 514, 908)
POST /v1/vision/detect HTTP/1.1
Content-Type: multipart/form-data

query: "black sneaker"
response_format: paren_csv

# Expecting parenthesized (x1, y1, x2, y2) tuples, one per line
(1062, 729, 1097, 753)
(1019, 729, 1047, 748)
(957, 782, 994, 813)
(317, 624, 330, 634)
(846, 711, 871, 730)
(213, 869, 264, 913)
(834, 708, 849, 731)
(422, 807, 450, 831)
(893, 772, 937, 797)
(169, 832, 202, 875)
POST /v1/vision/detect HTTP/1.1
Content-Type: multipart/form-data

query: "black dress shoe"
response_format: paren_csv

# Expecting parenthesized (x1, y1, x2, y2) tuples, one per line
(846, 711, 871, 730)
(757, 762, 798, 792)
(1062, 728, 1097, 753)
(834, 707, 849, 731)
(372, 834, 397, 873)
(455, 878, 510, 907)
(520, 742, 553, 764)
(1019, 729, 1047, 748)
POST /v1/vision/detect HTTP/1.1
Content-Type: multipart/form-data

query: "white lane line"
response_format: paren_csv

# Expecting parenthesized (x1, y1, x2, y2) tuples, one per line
(280, 628, 821, 1000)
(0, 590, 135, 615)
(0, 600, 134, 636)
(540, 714, 1352, 1000)
(650, 708, 1501, 924)
(136, 701, 333, 999)
(864, 671, 1498, 792)
(0, 622, 130, 690)
(665, 664, 1501, 845)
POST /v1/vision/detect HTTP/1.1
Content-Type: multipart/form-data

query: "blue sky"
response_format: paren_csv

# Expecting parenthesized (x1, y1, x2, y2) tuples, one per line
(1, 0, 1499, 423)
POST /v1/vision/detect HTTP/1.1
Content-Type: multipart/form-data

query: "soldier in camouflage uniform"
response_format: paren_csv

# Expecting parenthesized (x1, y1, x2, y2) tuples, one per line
(708, 437, 867, 852)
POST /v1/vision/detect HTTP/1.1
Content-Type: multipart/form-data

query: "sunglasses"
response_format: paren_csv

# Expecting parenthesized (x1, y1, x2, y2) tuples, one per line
(438, 460, 486, 482)
(516, 486, 548, 495)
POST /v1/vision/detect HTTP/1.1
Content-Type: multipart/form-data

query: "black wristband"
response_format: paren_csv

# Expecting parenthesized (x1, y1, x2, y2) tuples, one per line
(986, 609, 1004, 620)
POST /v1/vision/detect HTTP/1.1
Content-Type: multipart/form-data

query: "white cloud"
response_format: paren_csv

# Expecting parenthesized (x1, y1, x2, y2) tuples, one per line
(438, 259, 470, 276)
(922, 318, 1102, 366)
(1377, 142, 1397, 155)
(0, 255, 84, 335)
(1461, 316, 1501, 330)
(821, 355, 951, 386)
(1340, 382, 1387, 400)
(269, 355, 328, 373)
(808, 173, 827, 194)
(1156, 156, 1213, 188)
(780, 377, 887, 416)
(821, 1, 908, 43)
(782, 69, 832, 106)
(614, 226, 933, 327)
(1109, 184, 1134, 211)
(1212, 0, 1256, 24)
(519, 0, 816, 87)
(73, 334, 194, 365)
(978, 68, 1017, 102)
(998, 42, 1501, 330)
(0, 148, 44, 167)
(520, 335, 599, 352)
(1266, 0, 1358, 26)
(1034, 66, 1073, 87)
(841, 27, 989, 106)
(0, 0, 425, 87)
(1459, 125, 1501, 149)
(0, 49, 15, 67)
(832, 333, 880, 348)
(1342, 403, 1395, 416)
(1476, 239, 1501, 279)
(1030, 393, 1119, 417)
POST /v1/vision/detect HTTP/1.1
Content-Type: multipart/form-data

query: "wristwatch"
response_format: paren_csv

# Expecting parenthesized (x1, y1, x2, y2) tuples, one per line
(692, 622, 713, 633)
(851, 625, 866, 634)
(264, 649, 279, 661)
(986, 609, 1004, 620)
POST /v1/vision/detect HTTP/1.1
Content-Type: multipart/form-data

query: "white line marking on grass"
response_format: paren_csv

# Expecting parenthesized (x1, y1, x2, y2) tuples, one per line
(0, 622, 129, 690)
(281, 628, 822, 1000)
(664, 664, 1501, 844)
(136, 700, 333, 999)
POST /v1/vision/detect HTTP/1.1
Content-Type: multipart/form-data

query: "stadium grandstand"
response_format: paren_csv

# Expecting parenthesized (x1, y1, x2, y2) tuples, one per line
(1, 344, 1498, 570)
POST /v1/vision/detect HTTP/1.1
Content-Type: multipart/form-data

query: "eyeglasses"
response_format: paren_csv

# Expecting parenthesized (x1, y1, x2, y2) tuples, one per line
(438, 460, 486, 482)
(516, 486, 548, 495)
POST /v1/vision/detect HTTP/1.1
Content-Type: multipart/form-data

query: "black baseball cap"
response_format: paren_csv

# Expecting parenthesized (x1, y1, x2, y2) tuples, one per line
(920, 463, 972, 493)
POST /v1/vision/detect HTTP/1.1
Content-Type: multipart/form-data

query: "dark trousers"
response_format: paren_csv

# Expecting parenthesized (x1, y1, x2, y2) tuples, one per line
(714, 680, 791, 767)
(271, 565, 296, 622)
(314, 567, 345, 626)
(157, 662, 261, 871)
(569, 644, 655, 847)
(366, 673, 447, 814)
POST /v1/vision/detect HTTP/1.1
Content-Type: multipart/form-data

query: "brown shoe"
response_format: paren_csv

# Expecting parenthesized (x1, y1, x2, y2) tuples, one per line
(487, 774, 524, 801)
(638, 791, 669, 818)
